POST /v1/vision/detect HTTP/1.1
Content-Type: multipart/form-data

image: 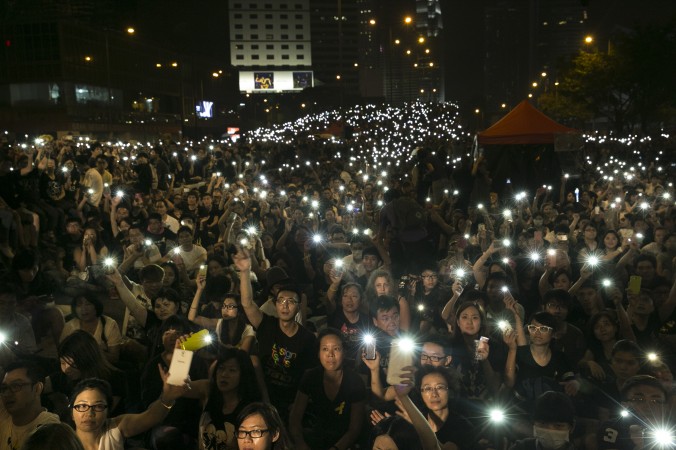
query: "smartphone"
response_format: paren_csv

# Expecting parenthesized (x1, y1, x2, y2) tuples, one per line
(534, 230, 543, 242)
(628, 275, 642, 295)
(181, 329, 212, 352)
(364, 341, 376, 360)
(558, 234, 568, 241)
(386, 339, 415, 386)
(547, 250, 557, 266)
(198, 265, 208, 278)
(594, 206, 600, 214)
(167, 349, 193, 386)
(474, 336, 489, 361)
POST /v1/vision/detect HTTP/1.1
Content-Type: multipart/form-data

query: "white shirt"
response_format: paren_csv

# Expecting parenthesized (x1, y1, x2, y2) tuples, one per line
(60, 315, 122, 351)
(0, 408, 59, 450)
(83, 168, 103, 207)
(163, 215, 181, 234)
(176, 244, 207, 274)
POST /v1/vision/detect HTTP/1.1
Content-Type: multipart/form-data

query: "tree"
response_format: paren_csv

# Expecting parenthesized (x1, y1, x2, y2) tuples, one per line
(539, 23, 676, 133)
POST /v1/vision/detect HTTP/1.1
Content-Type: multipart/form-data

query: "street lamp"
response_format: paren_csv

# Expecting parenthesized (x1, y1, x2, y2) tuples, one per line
(584, 35, 593, 44)
(404, 16, 412, 24)
(126, 27, 135, 35)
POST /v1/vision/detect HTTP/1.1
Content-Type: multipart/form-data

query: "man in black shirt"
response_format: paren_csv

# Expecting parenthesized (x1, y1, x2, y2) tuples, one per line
(235, 247, 317, 422)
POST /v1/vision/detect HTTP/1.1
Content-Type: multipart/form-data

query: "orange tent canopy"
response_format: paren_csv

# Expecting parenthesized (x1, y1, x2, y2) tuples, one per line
(477, 100, 577, 145)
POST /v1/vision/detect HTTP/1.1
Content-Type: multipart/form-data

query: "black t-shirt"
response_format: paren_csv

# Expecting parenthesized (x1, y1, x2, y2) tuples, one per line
(598, 415, 643, 450)
(254, 314, 318, 413)
(298, 366, 366, 447)
(433, 410, 475, 449)
(515, 345, 574, 404)
(327, 309, 371, 361)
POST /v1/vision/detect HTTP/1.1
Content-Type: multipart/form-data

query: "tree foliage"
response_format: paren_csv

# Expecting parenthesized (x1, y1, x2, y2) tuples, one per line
(539, 22, 676, 133)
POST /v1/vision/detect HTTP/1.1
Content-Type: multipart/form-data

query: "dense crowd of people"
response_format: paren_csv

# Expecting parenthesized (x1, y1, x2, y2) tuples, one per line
(0, 109, 675, 450)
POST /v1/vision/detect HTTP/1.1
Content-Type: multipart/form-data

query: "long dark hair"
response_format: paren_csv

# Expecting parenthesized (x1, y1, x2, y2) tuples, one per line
(236, 402, 292, 450)
(59, 330, 118, 382)
(204, 349, 261, 429)
(217, 294, 248, 347)
(369, 415, 422, 450)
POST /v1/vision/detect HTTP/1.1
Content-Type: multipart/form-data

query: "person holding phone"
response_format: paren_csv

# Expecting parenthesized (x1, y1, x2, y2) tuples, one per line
(69, 369, 189, 450)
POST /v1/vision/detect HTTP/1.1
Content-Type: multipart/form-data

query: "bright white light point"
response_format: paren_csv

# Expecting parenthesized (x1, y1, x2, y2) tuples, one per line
(363, 334, 374, 344)
(312, 235, 322, 243)
(620, 410, 629, 418)
(502, 239, 511, 247)
(498, 320, 510, 331)
(398, 337, 415, 352)
(587, 256, 600, 266)
(103, 257, 115, 266)
(0, 332, 5, 344)
(204, 335, 213, 344)
(530, 252, 540, 261)
(647, 352, 658, 362)
(417, 304, 425, 311)
(602, 279, 612, 287)
(247, 226, 257, 235)
(477, 203, 484, 209)
(489, 409, 505, 423)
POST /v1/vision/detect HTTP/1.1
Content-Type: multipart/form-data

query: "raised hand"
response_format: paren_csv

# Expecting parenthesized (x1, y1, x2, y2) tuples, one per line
(232, 246, 252, 272)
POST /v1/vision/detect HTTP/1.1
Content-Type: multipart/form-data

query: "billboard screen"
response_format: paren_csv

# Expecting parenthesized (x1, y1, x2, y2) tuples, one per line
(239, 70, 313, 93)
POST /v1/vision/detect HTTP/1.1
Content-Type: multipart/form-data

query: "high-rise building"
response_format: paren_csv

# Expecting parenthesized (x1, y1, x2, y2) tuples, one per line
(228, 0, 315, 94)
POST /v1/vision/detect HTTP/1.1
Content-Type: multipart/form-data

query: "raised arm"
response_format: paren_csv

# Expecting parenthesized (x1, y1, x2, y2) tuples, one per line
(106, 269, 148, 327)
(234, 247, 263, 328)
(117, 364, 190, 438)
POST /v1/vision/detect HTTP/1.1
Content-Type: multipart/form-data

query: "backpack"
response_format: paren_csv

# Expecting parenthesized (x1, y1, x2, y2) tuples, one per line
(392, 197, 427, 233)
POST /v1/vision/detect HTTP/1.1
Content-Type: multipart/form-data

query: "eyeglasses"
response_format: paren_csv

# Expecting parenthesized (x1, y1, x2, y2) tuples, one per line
(421, 385, 449, 395)
(420, 354, 446, 362)
(527, 324, 553, 334)
(236, 429, 270, 439)
(276, 298, 299, 306)
(421, 274, 438, 279)
(0, 382, 32, 395)
(72, 403, 108, 413)
(221, 304, 238, 310)
(546, 303, 567, 310)
(627, 397, 666, 405)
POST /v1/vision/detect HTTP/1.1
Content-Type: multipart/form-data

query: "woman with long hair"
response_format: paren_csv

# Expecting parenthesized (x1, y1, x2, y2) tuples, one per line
(579, 310, 621, 381)
(179, 347, 262, 450)
(289, 328, 366, 450)
(60, 292, 122, 364)
(45, 330, 125, 420)
(189, 276, 255, 353)
(449, 300, 504, 411)
(236, 402, 293, 450)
